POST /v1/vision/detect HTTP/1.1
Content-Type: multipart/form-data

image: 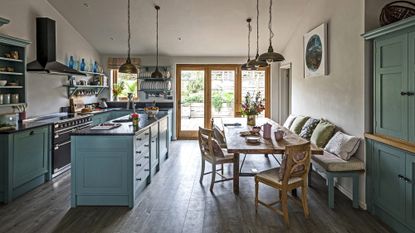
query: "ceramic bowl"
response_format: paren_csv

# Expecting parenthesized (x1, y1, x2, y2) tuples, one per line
(0, 80, 7, 86)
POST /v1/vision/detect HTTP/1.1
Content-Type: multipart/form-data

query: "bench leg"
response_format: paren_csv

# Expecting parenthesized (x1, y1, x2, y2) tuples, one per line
(327, 173, 335, 209)
(352, 173, 359, 209)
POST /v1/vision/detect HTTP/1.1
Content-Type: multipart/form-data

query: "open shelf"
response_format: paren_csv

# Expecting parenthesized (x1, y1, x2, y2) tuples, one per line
(0, 57, 23, 63)
(0, 103, 26, 107)
(79, 71, 105, 76)
(64, 85, 108, 97)
(0, 71, 23, 76)
(0, 86, 23, 89)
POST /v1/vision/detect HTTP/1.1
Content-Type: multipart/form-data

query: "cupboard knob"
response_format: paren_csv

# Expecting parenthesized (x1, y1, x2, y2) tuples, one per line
(30, 131, 34, 135)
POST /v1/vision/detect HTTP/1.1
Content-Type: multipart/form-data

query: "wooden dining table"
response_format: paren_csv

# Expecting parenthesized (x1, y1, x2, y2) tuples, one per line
(215, 117, 323, 194)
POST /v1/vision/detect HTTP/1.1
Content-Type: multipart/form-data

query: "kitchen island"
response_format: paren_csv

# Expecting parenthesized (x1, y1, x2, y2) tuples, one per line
(71, 112, 170, 208)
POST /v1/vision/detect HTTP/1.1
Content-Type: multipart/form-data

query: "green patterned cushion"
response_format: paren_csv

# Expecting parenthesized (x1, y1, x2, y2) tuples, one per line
(289, 116, 309, 134)
(310, 120, 336, 148)
(299, 118, 320, 140)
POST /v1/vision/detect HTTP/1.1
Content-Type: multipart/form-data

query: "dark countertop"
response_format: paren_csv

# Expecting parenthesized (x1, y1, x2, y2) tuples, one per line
(72, 112, 168, 136)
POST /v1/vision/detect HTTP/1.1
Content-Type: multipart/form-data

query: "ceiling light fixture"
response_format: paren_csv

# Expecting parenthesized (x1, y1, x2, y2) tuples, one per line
(151, 5, 163, 79)
(241, 18, 255, 70)
(119, 0, 138, 75)
(259, 0, 285, 63)
(248, 0, 268, 68)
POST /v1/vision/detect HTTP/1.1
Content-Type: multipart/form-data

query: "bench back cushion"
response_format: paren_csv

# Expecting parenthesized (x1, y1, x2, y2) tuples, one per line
(310, 120, 336, 148)
(283, 114, 297, 128)
(324, 131, 360, 160)
(290, 116, 309, 134)
(299, 118, 320, 140)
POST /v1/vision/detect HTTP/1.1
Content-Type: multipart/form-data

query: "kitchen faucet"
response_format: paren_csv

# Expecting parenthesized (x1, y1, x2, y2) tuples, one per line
(127, 93, 135, 112)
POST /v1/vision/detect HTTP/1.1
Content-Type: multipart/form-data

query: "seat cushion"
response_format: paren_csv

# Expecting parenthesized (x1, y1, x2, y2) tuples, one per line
(283, 114, 297, 128)
(324, 131, 360, 160)
(289, 116, 309, 134)
(310, 120, 336, 148)
(311, 151, 364, 172)
(257, 168, 303, 185)
(299, 118, 320, 140)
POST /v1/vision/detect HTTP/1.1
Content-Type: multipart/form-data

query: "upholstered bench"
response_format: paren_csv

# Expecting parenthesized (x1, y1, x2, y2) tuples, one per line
(309, 151, 365, 209)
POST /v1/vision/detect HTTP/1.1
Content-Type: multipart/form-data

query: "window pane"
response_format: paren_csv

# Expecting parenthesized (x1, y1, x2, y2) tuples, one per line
(241, 70, 266, 116)
(116, 72, 138, 98)
(180, 70, 205, 131)
(211, 70, 235, 118)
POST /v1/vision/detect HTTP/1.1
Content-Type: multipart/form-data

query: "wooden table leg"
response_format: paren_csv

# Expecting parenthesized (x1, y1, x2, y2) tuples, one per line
(233, 153, 240, 194)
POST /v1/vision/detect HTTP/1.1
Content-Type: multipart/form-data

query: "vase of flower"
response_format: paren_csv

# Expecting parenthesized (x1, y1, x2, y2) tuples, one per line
(112, 82, 125, 102)
(247, 114, 256, 126)
(241, 91, 265, 126)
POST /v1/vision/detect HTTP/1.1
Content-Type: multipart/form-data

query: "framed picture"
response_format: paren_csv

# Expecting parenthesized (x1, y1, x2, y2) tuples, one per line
(304, 23, 328, 78)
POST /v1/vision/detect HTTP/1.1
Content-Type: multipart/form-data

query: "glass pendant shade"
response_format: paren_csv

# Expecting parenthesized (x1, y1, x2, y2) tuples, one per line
(259, 45, 285, 64)
(119, 58, 138, 74)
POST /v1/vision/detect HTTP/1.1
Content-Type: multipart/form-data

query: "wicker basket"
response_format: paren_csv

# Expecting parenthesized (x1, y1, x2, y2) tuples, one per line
(380, 1, 415, 26)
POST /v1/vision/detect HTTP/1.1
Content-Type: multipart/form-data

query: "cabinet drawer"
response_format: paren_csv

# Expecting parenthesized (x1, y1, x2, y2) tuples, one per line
(134, 143, 149, 161)
(134, 168, 149, 189)
(135, 158, 149, 177)
(135, 130, 150, 147)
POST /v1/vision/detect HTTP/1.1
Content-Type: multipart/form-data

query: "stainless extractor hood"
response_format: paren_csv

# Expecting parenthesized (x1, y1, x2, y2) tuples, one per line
(27, 17, 85, 76)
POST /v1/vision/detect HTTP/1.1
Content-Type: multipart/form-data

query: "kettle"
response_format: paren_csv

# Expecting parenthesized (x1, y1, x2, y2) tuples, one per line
(262, 122, 272, 139)
(99, 98, 108, 109)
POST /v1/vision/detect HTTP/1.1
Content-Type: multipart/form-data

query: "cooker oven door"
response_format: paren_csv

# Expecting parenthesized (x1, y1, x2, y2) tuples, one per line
(53, 140, 71, 174)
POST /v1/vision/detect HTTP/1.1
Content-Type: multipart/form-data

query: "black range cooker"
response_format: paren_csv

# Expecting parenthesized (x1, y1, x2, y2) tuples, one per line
(39, 113, 92, 177)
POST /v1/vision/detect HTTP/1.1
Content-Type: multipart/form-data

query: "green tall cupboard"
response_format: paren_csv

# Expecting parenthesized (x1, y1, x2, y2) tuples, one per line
(364, 16, 415, 233)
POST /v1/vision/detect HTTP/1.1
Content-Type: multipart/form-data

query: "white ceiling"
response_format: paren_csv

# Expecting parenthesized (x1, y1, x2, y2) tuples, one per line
(48, 0, 309, 56)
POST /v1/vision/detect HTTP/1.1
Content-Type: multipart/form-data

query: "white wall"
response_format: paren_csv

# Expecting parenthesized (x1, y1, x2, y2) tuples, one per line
(0, 0, 101, 117)
(282, 0, 366, 207)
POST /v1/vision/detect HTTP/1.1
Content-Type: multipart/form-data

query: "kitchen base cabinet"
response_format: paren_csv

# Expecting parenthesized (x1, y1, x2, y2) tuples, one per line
(159, 117, 169, 163)
(0, 126, 50, 203)
(367, 140, 415, 233)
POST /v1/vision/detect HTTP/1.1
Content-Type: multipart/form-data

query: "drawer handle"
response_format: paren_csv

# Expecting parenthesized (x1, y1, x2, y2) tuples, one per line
(30, 131, 34, 136)
(152, 140, 155, 143)
(136, 151, 142, 154)
(136, 163, 142, 167)
(144, 144, 149, 147)
(401, 91, 408, 96)
(144, 169, 149, 172)
(136, 178, 142, 181)
(136, 138, 142, 141)
(144, 156, 149, 159)
(398, 174, 405, 180)
(145, 133, 149, 135)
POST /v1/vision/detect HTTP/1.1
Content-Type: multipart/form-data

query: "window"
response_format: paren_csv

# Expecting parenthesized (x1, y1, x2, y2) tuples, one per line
(241, 69, 269, 117)
(111, 69, 138, 100)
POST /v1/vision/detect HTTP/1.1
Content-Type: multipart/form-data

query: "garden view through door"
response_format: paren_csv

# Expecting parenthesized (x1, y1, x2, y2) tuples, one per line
(179, 69, 205, 137)
(211, 70, 235, 118)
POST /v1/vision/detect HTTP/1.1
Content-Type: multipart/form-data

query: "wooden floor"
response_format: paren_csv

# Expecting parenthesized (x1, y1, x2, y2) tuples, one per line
(0, 140, 391, 233)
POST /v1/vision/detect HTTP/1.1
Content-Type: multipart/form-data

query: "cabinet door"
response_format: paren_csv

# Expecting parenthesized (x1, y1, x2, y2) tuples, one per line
(375, 34, 409, 140)
(408, 32, 415, 143)
(13, 127, 49, 188)
(406, 154, 415, 229)
(373, 143, 406, 220)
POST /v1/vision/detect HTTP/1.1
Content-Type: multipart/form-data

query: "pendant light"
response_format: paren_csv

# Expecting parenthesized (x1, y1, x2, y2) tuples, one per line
(259, 0, 285, 63)
(241, 18, 255, 70)
(151, 5, 163, 79)
(119, 0, 138, 74)
(248, 0, 268, 68)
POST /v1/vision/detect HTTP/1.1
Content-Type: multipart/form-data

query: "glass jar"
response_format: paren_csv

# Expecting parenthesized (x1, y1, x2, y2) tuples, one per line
(11, 94, 19, 104)
(3, 94, 10, 104)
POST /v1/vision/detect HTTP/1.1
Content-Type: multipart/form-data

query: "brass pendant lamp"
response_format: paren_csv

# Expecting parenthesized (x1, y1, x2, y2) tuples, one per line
(151, 5, 163, 79)
(119, 0, 138, 74)
(259, 0, 285, 63)
(248, 0, 268, 68)
(241, 18, 255, 70)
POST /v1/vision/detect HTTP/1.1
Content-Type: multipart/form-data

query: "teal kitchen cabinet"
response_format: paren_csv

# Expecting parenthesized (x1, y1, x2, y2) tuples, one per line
(158, 116, 169, 162)
(0, 125, 50, 203)
(406, 155, 415, 230)
(368, 141, 415, 233)
(363, 17, 415, 233)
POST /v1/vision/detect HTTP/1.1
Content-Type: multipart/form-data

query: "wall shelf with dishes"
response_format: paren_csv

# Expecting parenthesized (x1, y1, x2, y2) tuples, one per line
(138, 66, 172, 99)
(0, 22, 31, 107)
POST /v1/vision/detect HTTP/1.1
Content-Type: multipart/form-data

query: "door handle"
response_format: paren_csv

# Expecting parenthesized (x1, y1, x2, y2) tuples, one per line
(398, 174, 405, 180)
(401, 91, 408, 96)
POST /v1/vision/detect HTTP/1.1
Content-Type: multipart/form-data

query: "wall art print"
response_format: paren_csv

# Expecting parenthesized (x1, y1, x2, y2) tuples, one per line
(304, 23, 328, 78)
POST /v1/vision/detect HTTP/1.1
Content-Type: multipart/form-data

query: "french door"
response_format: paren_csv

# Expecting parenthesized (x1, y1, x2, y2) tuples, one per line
(176, 64, 270, 139)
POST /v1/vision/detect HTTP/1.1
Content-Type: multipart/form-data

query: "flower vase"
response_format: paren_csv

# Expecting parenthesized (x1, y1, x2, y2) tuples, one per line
(113, 96, 118, 101)
(247, 115, 256, 126)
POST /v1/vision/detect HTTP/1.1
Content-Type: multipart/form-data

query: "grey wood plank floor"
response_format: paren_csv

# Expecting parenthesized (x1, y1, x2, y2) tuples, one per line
(0, 140, 391, 233)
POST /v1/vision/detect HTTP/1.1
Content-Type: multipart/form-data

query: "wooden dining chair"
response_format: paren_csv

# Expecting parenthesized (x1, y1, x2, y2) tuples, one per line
(198, 127, 235, 191)
(255, 142, 311, 225)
